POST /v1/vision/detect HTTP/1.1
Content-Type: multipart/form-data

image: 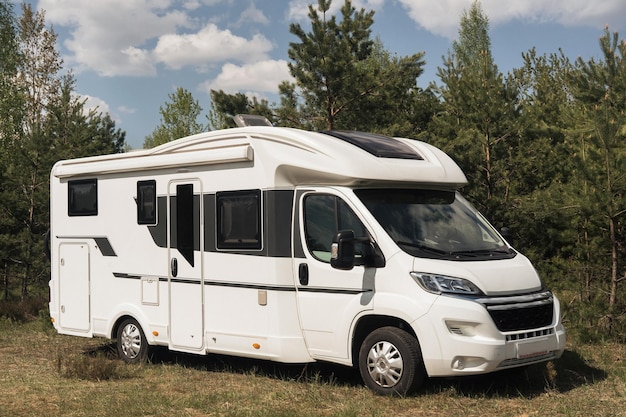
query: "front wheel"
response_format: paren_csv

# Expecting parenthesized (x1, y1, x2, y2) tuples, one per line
(358, 326, 425, 396)
(116, 318, 149, 364)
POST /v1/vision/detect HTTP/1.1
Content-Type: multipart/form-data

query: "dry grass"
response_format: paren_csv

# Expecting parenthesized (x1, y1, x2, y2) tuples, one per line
(1, 317, 625, 417)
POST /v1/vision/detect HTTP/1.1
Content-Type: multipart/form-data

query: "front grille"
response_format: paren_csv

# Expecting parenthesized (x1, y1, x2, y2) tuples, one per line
(498, 351, 557, 369)
(506, 328, 554, 342)
(475, 291, 554, 332)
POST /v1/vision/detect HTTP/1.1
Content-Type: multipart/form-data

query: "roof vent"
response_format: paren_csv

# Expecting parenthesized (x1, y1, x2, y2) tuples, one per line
(233, 114, 272, 127)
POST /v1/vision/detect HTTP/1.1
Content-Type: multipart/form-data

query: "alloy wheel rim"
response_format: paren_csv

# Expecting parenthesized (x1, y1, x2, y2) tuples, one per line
(366, 340, 403, 387)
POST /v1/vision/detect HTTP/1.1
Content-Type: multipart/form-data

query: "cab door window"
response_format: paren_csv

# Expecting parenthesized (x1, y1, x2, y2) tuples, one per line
(303, 194, 368, 263)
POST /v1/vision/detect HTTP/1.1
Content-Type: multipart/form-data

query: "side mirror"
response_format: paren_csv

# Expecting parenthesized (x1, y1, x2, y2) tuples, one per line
(331, 230, 355, 270)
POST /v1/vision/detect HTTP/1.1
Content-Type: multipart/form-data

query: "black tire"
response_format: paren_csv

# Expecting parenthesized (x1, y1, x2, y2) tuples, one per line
(116, 318, 149, 364)
(358, 326, 425, 396)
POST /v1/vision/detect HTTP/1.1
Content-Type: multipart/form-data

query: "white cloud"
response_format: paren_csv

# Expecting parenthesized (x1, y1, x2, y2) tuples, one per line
(238, 3, 269, 25)
(200, 59, 293, 95)
(287, 0, 384, 21)
(76, 93, 125, 124)
(79, 94, 110, 114)
(38, 0, 274, 77)
(396, 0, 626, 39)
(154, 24, 273, 70)
(287, 0, 625, 40)
(39, 0, 191, 76)
(117, 105, 137, 115)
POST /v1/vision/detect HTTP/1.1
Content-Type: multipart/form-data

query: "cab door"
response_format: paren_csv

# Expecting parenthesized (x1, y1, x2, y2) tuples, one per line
(168, 180, 204, 351)
(293, 188, 377, 360)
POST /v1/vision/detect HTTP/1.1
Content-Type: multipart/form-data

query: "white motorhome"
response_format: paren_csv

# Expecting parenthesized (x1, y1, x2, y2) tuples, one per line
(49, 120, 565, 395)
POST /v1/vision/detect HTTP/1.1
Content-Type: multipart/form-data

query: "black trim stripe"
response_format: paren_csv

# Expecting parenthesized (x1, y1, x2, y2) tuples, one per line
(296, 287, 372, 295)
(94, 238, 117, 256)
(113, 272, 370, 295)
(204, 280, 295, 292)
(113, 272, 164, 280)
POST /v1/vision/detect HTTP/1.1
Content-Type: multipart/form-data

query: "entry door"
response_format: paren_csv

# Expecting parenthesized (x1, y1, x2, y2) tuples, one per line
(58, 242, 90, 332)
(294, 189, 376, 360)
(168, 180, 204, 350)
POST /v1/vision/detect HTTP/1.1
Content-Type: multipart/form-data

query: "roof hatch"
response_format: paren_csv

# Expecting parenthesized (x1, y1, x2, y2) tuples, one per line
(320, 131, 424, 160)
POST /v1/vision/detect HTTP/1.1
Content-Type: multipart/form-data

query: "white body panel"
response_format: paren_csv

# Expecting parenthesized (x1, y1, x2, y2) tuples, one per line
(49, 126, 565, 377)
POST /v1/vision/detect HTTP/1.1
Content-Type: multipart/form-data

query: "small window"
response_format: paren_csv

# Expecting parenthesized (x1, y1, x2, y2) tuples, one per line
(217, 190, 261, 250)
(68, 179, 98, 216)
(137, 180, 157, 225)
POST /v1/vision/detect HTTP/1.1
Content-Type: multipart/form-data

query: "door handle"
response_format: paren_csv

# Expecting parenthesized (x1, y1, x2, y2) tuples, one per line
(171, 257, 178, 277)
(298, 263, 309, 286)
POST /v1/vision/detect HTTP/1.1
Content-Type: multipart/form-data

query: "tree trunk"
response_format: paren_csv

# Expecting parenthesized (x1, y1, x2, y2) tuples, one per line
(583, 224, 592, 303)
(483, 132, 492, 200)
(609, 215, 617, 307)
(3, 261, 8, 301)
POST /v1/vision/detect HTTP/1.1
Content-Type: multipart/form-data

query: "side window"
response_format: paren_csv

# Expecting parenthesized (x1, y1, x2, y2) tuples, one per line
(137, 180, 157, 225)
(303, 194, 368, 263)
(217, 190, 261, 250)
(68, 179, 98, 216)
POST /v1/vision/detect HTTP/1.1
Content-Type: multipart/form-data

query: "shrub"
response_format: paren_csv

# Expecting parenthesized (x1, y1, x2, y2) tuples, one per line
(0, 297, 47, 322)
(57, 351, 137, 381)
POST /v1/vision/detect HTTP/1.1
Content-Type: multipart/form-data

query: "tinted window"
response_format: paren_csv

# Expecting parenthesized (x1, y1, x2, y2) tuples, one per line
(176, 183, 195, 266)
(355, 189, 514, 261)
(137, 180, 157, 225)
(217, 190, 261, 250)
(68, 179, 98, 216)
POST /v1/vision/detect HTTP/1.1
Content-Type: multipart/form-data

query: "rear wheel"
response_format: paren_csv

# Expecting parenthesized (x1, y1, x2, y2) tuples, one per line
(358, 326, 425, 396)
(116, 318, 149, 364)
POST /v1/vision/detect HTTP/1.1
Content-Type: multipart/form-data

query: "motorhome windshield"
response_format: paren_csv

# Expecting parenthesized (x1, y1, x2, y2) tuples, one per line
(355, 189, 516, 261)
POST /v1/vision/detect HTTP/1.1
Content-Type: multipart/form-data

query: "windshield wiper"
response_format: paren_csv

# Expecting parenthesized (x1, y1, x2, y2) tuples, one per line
(450, 248, 515, 258)
(396, 241, 450, 256)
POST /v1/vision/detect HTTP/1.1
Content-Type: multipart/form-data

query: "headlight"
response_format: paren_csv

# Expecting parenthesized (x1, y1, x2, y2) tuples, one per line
(410, 272, 483, 295)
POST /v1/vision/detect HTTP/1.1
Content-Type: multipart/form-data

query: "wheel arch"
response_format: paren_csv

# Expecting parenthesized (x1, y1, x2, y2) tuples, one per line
(351, 314, 417, 368)
(111, 314, 136, 340)
(107, 304, 153, 344)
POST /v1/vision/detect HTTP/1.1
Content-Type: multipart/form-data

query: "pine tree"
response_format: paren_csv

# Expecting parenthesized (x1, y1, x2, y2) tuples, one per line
(144, 87, 205, 148)
(567, 27, 626, 311)
(287, 0, 375, 130)
(0, 4, 127, 299)
(207, 89, 273, 130)
(0, 0, 24, 300)
(428, 1, 518, 221)
(507, 49, 582, 290)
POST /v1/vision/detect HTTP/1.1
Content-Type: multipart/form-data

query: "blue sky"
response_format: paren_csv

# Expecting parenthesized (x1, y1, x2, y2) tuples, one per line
(19, 0, 626, 149)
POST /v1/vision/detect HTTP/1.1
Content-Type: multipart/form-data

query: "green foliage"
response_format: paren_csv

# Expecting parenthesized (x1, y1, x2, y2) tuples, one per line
(505, 50, 575, 263)
(207, 0, 434, 135)
(207, 89, 273, 130)
(57, 349, 136, 381)
(0, 4, 126, 301)
(0, 296, 47, 322)
(144, 87, 205, 148)
(0, 0, 22, 145)
(565, 27, 626, 308)
(428, 1, 519, 222)
(268, 0, 432, 135)
(287, 0, 375, 130)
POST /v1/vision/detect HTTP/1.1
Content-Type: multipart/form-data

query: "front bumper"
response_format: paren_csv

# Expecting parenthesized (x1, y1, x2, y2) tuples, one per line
(413, 291, 566, 377)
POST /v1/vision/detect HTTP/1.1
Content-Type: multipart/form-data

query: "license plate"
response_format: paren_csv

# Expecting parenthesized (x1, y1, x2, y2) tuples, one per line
(516, 338, 549, 359)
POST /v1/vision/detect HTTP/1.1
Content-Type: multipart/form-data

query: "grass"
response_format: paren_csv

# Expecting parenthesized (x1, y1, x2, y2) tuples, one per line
(1, 317, 625, 417)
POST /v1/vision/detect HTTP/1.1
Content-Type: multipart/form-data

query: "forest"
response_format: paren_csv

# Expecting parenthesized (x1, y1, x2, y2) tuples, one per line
(1, 0, 625, 343)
